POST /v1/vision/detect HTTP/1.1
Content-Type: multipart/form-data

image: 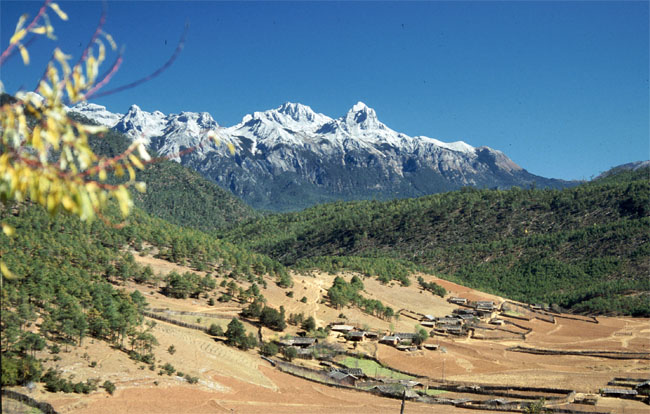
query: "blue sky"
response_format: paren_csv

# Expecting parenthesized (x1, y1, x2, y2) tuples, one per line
(1, 1, 648, 180)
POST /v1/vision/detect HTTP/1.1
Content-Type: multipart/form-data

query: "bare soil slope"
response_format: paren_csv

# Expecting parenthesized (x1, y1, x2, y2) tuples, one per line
(16, 253, 648, 414)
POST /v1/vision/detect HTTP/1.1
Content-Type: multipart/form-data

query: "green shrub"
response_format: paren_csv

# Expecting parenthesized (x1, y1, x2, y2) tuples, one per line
(207, 323, 224, 336)
(161, 363, 175, 376)
(260, 342, 279, 357)
(102, 380, 116, 395)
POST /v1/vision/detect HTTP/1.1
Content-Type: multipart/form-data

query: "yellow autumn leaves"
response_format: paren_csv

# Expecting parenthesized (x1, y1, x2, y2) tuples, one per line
(0, 2, 148, 279)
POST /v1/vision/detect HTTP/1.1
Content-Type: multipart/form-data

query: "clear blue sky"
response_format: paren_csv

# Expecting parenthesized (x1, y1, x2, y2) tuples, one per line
(2, 1, 648, 180)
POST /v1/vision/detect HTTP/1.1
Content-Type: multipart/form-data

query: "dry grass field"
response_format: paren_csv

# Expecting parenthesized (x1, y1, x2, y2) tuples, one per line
(9, 253, 648, 414)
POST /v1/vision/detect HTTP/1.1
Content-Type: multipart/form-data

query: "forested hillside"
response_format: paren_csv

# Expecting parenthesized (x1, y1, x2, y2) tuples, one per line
(72, 111, 258, 233)
(222, 168, 650, 315)
(0, 200, 288, 386)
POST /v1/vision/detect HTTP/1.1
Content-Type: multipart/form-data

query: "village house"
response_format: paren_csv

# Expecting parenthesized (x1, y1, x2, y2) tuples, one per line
(449, 297, 468, 305)
(453, 308, 477, 316)
(434, 324, 465, 336)
(379, 335, 401, 346)
(329, 371, 359, 386)
(364, 331, 380, 339)
(475, 301, 497, 318)
(635, 380, 650, 392)
(294, 347, 314, 359)
(394, 332, 418, 341)
(475, 301, 496, 311)
(345, 331, 366, 342)
(446, 325, 465, 336)
(436, 317, 462, 326)
(600, 388, 639, 399)
(370, 385, 420, 399)
(276, 336, 318, 348)
(292, 337, 318, 347)
(330, 324, 355, 333)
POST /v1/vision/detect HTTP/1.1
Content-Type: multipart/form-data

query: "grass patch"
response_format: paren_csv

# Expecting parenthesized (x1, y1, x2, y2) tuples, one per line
(502, 310, 526, 317)
(425, 388, 447, 396)
(173, 314, 229, 328)
(339, 356, 415, 380)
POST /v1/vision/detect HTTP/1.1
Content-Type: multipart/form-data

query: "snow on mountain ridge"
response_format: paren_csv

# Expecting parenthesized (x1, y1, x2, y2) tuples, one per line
(70, 100, 479, 156)
(65, 100, 571, 211)
(113, 104, 167, 145)
(70, 101, 123, 128)
(69, 100, 511, 170)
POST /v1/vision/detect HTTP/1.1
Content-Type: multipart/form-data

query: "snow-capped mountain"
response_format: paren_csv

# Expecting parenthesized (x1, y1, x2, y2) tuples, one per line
(71, 102, 123, 128)
(70, 101, 572, 211)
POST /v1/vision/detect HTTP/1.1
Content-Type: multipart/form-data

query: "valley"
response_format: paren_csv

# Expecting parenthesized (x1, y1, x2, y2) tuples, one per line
(2, 1, 648, 412)
(1, 97, 647, 413)
(4, 249, 648, 414)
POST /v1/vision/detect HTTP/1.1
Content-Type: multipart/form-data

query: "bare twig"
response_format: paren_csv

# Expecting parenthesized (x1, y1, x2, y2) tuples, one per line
(0, 0, 52, 65)
(86, 22, 189, 100)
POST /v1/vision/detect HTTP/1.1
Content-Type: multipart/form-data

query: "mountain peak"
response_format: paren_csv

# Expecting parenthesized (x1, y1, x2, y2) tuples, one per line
(351, 101, 370, 112)
(235, 102, 331, 137)
(127, 104, 142, 113)
(69, 101, 123, 127)
(345, 101, 381, 130)
(276, 102, 315, 121)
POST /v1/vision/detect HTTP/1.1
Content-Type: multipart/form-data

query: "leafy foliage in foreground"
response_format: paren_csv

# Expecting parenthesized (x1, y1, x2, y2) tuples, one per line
(222, 169, 650, 315)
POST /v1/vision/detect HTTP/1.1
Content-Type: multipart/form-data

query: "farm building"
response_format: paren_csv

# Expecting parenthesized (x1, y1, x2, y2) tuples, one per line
(295, 347, 314, 359)
(600, 388, 638, 398)
(434, 324, 465, 336)
(635, 380, 650, 391)
(394, 332, 417, 341)
(371, 385, 420, 399)
(436, 317, 462, 326)
(379, 335, 401, 346)
(292, 337, 318, 347)
(330, 324, 355, 333)
(329, 371, 359, 386)
(475, 301, 496, 311)
(276, 337, 318, 348)
(453, 308, 477, 316)
(346, 331, 367, 341)
(449, 297, 468, 305)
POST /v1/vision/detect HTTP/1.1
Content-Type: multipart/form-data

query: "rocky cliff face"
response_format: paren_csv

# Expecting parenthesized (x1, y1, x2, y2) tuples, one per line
(71, 101, 573, 211)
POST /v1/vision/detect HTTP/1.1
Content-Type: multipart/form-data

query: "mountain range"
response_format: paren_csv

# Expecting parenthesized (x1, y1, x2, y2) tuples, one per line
(71, 101, 575, 211)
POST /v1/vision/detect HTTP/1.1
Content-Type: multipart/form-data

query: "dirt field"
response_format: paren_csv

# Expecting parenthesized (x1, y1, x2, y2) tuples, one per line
(15, 254, 648, 414)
